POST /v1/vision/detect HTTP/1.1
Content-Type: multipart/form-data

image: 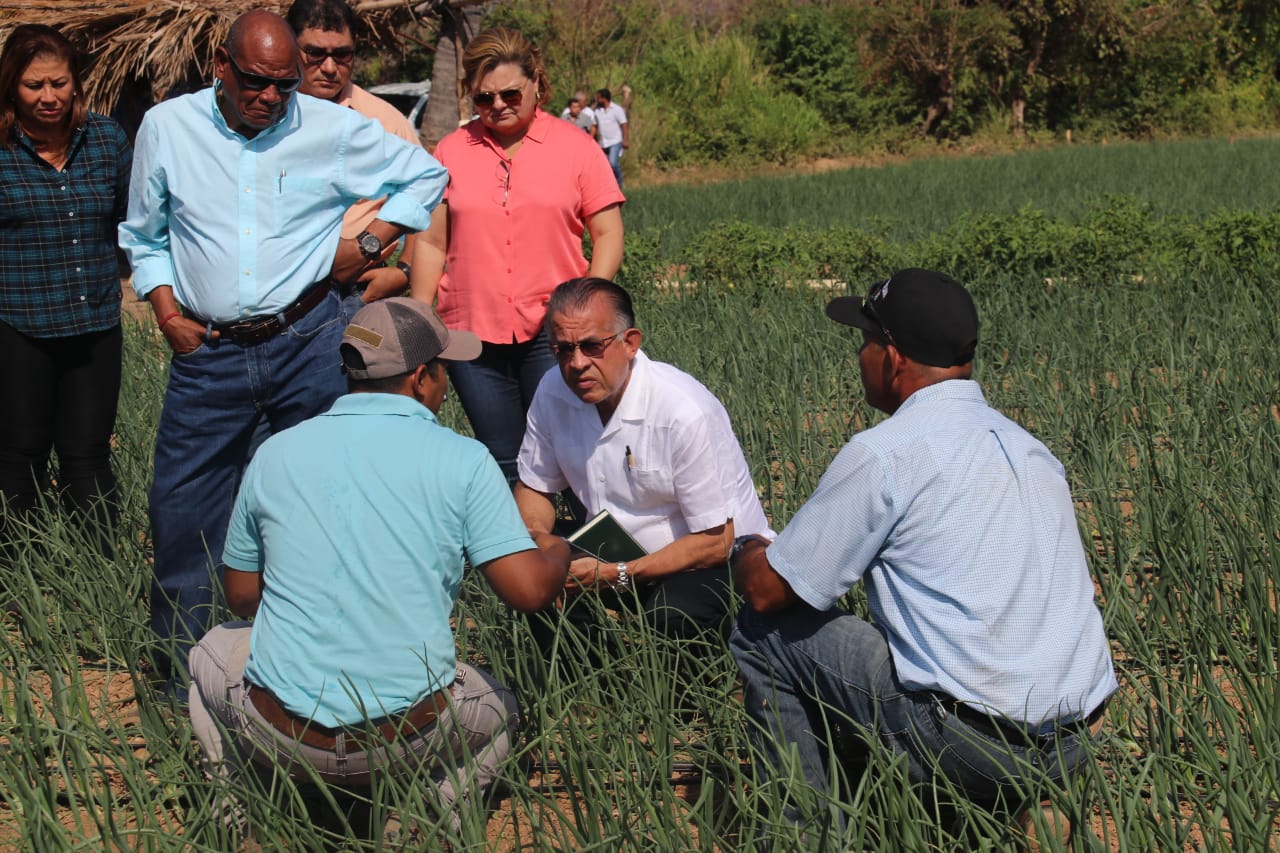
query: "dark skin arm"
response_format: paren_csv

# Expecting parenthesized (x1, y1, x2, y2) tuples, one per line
(478, 534, 571, 612)
(224, 568, 264, 618)
(330, 218, 406, 284)
(149, 286, 218, 354)
(731, 536, 799, 613)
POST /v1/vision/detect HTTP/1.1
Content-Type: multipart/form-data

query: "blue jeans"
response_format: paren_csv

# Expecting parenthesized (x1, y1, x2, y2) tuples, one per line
(731, 604, 1098, 814)
(602, 143, 623, 188)
(148, 291, 347, 677)
(446, 331, 555, 482)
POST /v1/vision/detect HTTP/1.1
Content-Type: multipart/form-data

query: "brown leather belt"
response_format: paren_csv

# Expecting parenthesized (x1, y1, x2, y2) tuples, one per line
(246, 681, 451, 751)
(190, 281, 331, 346)
(944, 696, 1107, 743)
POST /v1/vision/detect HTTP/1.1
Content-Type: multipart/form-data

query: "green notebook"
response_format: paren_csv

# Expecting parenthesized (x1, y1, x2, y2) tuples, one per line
(566, 510, 647, 562)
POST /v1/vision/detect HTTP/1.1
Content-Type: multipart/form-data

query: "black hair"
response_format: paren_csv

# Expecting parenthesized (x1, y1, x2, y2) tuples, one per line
(545, 277, 635, 333)
(285, 0, 358, 37)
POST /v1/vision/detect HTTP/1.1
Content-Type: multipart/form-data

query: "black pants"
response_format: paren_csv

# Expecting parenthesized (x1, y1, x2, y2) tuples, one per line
(0, 321, 122, 546)
(528, 564, 735, 656)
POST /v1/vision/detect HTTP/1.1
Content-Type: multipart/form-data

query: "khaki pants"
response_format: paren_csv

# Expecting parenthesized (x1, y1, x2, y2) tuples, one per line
(188, 622, 518, 833)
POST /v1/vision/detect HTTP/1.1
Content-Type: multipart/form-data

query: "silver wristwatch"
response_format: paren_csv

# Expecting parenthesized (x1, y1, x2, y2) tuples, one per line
(615, 561, 631, 590)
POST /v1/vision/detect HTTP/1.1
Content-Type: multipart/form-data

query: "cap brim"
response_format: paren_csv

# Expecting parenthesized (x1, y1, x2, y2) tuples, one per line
(825, 296, 876, 332)
(437, 329, 483, 362)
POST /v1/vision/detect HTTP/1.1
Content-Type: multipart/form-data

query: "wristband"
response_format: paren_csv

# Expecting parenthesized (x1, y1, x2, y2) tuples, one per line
(396, 260, 411, 280)
(158, 310, 181, 330)
(614, 561, 630, 591)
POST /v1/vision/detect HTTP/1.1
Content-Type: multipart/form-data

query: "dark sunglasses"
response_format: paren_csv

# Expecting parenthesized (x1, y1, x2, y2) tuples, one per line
(549, 333, 619, 360)
(302, 45, 355, 66)
(226, 53, 301, 94)
(472, 87, 525, 108)
(862, 284, 897, 347)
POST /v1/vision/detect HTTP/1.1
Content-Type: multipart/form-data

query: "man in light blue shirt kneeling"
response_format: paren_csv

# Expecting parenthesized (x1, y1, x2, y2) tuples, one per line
(730, 268, 1117, 840)
(188, 298, 569, 840)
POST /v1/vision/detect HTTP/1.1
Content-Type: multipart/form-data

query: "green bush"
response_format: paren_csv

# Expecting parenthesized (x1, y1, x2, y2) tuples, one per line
(632, 33, 824, 166)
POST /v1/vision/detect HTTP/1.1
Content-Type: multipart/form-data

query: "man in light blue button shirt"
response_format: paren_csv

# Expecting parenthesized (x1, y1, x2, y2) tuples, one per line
(730, 269, 1117, 836)
(118, 9, 448, 695)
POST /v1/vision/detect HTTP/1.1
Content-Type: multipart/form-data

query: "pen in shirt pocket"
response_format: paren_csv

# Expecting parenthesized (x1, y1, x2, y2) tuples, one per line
(625, 445, 636, 472)
(278, 169, 286, 193)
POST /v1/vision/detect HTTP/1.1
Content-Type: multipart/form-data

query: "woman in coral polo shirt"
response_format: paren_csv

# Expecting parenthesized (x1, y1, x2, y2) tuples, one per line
(413, 28, 624, 481)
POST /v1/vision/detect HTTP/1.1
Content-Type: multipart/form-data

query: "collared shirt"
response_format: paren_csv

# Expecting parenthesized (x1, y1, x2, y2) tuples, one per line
(433, 110, 624, 344)
(119, 88, 447, 323)
(768, 379, 1118, 726)
(225, 392, 535, 728)
(519, 350, 773, 553)
(593, 102, 627, 148)
(0, 113, 131, 337)
(337, 84, 421, 240)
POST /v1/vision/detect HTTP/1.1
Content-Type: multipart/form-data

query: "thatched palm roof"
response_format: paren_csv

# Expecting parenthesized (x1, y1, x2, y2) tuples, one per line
(0, 0, 459, 114)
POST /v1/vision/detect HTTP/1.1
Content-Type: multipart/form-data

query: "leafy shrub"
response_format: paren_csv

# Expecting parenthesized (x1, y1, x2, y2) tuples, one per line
(632, 33, 824, 166)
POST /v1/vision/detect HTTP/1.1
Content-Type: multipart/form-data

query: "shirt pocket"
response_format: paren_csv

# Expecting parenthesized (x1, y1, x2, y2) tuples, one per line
(626, 466, 675, 511)
(273, 176, 333, 233)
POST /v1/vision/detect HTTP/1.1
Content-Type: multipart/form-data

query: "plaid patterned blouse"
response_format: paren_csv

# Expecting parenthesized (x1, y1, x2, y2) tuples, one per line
(0, 112, 131, 338)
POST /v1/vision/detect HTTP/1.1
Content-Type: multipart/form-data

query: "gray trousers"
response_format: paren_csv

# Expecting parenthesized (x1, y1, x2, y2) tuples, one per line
(188, 622, 518, 832)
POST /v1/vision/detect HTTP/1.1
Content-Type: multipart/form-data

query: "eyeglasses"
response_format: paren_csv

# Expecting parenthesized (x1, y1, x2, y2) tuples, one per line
(226, 53, 301, 94)
(549, 333, 620, 360)
(472, 86, 525, 108)
(302, 46, 355, 66)
(862, 284, 897, 347)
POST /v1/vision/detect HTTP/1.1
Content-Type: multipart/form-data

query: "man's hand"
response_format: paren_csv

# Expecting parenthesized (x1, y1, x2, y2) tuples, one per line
(149, 285, 218, 354)
(330, 237, 384, 284)
(356, 264, 410, 303)
(161, 315, 219, 354)
(565, 555, 618, 592)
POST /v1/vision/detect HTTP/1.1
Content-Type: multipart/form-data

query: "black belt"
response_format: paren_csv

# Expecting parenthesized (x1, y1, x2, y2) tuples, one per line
(246, 681, 451, 752)
(189, 282, 331, 346)
(943, 695, 1107, 742)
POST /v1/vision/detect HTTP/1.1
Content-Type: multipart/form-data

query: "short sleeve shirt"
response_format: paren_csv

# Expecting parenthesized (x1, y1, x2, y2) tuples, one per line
(225, 393, 535, 728)
(433, 110, 624, 344)
(767, 380, 1118, 725)
(518, 351, 773, 551)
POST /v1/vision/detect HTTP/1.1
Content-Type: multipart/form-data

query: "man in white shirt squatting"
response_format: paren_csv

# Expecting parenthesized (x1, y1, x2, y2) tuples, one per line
(515, 277, 773, 647)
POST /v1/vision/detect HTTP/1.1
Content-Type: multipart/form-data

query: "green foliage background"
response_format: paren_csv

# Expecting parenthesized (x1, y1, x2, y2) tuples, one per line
(1, 137, 1277, 850)
(458, 0, 1280, 171)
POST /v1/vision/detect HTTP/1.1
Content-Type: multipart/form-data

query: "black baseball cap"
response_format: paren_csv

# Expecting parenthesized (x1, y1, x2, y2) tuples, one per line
(826, 268, 979, 367)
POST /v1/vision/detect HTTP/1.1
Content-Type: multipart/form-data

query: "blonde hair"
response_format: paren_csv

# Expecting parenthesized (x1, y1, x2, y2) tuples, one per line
(461, 27, 551, 110)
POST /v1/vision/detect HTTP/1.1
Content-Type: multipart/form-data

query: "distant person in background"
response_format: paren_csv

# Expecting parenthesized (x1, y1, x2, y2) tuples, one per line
(412, 28, 624, 482)
(561, 91, 596, 138)
(287, 0, 421, 316)
(0, 25, 131, 560)
(515, 278, 773, 645)
(593, 88, 628, 188)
